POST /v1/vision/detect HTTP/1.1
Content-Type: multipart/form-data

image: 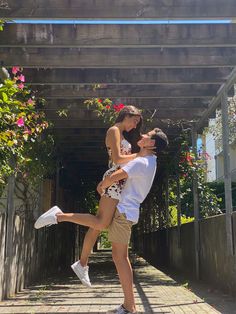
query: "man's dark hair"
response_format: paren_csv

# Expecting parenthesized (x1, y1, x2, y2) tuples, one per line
(151, 129, 169, 154)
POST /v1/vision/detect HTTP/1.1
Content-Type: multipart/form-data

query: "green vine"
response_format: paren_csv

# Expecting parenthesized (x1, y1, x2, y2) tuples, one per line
(0, 66, 55, 196)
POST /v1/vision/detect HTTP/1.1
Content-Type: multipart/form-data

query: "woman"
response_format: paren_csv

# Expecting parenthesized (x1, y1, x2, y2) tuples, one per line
(35, 105, 143, 285)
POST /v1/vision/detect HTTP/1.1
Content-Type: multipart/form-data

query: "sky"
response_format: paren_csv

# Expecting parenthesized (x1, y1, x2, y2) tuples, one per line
(12, 19, 232, 24)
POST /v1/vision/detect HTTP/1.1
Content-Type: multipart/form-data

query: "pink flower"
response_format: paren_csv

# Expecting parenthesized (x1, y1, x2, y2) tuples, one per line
(27, 98, 34, 105)
(12, 66, 20, 75)
(118, 104, 125, 109)
(16, 117, 24, 127)
(106, 105, 111, 109)
(18, 83, 24, 89)
(17, 74, 25, 82)
(23, 128, 32, 135)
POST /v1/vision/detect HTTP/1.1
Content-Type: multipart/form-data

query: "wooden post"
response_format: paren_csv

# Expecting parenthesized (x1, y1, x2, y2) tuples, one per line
(4, 164, 15, 298)
(221, 91, 234, 255)
(165, 173, 170, 247)
(192, 127, 200, 280)
(55, 160, 60, 205)
(176, 174, 181, 248)
(165, 173, 170, 228)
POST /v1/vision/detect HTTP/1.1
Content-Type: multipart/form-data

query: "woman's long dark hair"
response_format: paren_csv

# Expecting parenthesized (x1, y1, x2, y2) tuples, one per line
(115, 105, 143, 153)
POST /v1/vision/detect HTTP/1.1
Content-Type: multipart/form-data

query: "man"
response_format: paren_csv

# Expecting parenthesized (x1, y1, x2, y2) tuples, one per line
(34, 129, 168, 314)
(98, 129, 168, 314)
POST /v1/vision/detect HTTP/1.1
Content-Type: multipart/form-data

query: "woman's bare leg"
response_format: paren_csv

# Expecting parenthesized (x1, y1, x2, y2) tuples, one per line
(79, 228, 100, 267)
(57, 196, 118, 267)
(57, 196, 118, 230)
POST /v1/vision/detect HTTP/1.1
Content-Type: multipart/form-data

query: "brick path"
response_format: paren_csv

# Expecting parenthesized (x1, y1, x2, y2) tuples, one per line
(0, 252, 235, 314)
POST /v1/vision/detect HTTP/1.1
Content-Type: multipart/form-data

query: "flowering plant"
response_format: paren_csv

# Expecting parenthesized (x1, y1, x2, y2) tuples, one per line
(0, 66, 53, 192)
(176, 134, 221, 217)
(84, 98, 126, 125)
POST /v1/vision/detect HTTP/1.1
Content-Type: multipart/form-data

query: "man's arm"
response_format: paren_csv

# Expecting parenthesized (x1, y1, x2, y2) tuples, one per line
(101, 169, 128, 189)
(97, 157, 148, 195)
(97, 168, 128, 195)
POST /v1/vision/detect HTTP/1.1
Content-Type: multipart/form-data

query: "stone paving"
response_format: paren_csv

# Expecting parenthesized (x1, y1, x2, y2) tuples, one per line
(0, 252, 235, 314)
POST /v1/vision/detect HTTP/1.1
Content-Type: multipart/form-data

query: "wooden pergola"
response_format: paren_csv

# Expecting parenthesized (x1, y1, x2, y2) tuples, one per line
(1, 0, 236, 278)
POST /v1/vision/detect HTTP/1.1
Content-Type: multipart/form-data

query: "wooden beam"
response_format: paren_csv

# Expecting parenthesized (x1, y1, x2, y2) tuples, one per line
(176, 174, 181, 248)
(58, 140, 105, 146)
(51, 120, 107, 129)
(60, 151, 107, 161)
(50, 110, 205, 129)
(37, 84, 220, 98)
(1, 1, 236, 19)
(52, 126, 185, 138)
(2, 24, 236, 48)
(191, 127, 200, 279)
(45, 98, 210, 110)
(1, 47, 236, 68)
(59, 140, 105, 146)
(47, 109, 206, 121)
(52, 129, 179, 143)
(23, 68, 231, 85)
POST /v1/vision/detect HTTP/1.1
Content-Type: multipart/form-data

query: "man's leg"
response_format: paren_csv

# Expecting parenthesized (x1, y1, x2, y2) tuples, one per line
(107, 210, 136, 313)
(112, 242, 136, 313)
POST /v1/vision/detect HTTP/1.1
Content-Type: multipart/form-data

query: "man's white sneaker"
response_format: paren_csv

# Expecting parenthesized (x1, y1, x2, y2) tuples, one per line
(106, 305, 137, 314)
(34, 206, 62, 229)
(71, 261, 92, 288)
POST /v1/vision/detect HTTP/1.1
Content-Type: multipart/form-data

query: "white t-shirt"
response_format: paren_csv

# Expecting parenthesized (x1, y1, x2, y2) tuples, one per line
(117, 155, 157, 223)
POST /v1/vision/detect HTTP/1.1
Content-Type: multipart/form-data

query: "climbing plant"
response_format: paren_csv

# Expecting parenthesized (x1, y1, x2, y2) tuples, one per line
(84, 97, 156, 126)
(84, 97, 126, 124)
(138, 129, 222, 232)
(0, 66, 55, 196)
(170, 131, 221, 219)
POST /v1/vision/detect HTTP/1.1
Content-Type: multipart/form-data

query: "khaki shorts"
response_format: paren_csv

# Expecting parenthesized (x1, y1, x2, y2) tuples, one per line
(108, 209, 133, 245)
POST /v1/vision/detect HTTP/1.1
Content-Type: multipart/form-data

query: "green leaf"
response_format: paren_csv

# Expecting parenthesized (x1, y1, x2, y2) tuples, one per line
(1, 92, 8, 102)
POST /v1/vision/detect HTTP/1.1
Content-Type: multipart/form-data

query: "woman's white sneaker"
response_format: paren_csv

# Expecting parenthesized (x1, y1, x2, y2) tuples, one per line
(71, 261, 92, 288)
(34, 206, 62, 229)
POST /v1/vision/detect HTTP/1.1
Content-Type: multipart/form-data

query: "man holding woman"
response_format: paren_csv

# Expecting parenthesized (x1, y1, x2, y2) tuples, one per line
(35, 106, 168, 313)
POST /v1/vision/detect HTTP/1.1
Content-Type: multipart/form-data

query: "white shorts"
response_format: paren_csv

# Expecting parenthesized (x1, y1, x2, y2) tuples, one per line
(102, 165, 126, 201)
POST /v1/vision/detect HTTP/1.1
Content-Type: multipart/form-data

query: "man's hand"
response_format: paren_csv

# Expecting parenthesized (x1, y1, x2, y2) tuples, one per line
(97, 181, 105, 195)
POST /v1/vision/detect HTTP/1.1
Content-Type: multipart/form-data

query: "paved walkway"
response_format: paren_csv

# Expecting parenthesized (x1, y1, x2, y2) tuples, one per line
(0, 252, 235, 314)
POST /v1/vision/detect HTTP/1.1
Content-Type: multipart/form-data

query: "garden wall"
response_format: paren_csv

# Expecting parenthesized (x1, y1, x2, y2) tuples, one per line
(133, 212, 236, 296)
(0, 179, 77, 301)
